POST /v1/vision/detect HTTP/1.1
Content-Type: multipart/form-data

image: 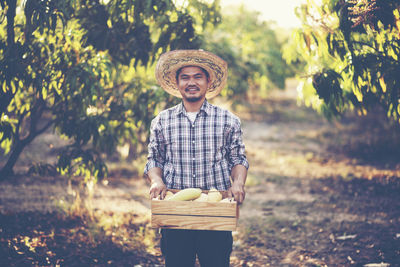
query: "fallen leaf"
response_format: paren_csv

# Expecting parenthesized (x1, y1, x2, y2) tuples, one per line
(363, 263, 390, 267)
(336, 234, 357, 240)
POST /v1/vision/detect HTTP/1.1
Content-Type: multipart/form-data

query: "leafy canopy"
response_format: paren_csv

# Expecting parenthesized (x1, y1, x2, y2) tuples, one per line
(284, 0, 400, 122)
(205, 4, 293, 100)
(0, 0, 220, 179)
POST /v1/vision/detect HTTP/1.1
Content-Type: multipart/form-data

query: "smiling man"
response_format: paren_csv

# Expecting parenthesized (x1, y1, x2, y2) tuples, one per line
(177, 65, 209, 104)
(144, 50, 249, 267)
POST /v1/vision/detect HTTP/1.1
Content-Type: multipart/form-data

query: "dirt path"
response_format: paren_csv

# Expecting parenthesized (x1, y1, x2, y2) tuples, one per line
(1, 80, 400, 266)
(231, 84, 400, 266)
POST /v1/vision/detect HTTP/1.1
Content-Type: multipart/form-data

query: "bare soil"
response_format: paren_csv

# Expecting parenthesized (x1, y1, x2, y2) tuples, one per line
(1, 79, 400, 266)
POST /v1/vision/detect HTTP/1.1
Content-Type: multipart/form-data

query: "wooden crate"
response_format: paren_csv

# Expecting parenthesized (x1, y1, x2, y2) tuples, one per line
(151, 196, 239, 231)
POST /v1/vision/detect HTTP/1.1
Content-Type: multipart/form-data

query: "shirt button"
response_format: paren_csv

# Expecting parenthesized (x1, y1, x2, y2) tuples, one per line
(192, 124, 195, 128)
(193, 174, 196, 178)
(192, 140, 195, 144)
(192, 157, 195, 161)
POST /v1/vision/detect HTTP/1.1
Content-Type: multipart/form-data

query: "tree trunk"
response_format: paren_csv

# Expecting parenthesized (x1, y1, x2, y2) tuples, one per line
(0, 139, 26, 179)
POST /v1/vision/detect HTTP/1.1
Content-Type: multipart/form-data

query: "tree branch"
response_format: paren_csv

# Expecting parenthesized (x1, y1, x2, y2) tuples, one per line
(6, 0, 16, 47)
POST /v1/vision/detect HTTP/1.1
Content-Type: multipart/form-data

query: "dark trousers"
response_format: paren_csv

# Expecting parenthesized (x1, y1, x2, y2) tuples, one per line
(161, 229, 233, 267)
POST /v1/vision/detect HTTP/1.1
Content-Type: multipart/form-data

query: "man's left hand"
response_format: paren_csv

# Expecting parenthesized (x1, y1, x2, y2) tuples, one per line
(228, 181, 245, 204)
(228, 164, 247, 204)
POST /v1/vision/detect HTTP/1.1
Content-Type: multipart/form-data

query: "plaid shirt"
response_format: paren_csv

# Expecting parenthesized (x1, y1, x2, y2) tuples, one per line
(144, 100, 249, 190)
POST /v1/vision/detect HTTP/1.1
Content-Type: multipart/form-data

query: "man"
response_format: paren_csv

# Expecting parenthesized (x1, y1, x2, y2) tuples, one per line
(144, 49, 249, 267)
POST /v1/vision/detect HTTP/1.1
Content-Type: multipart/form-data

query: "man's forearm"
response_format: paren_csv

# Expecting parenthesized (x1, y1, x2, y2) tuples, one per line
(231, 164, 247, 185)
(147, 167, 163, 184)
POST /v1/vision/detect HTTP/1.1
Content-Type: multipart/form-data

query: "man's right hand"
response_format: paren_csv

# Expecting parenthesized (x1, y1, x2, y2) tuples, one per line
(149, 180, 167, 199)
(147, 167, 166, 199)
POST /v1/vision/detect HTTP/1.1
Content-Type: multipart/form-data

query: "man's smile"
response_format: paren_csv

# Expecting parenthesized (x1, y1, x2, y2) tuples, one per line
(185, 86, 200, 92)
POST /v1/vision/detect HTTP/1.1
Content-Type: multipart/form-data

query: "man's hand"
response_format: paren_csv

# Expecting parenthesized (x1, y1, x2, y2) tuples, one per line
(147, 167, 166, 199)
(228, 164, 247, 204)
(150, 180, 167, 199)
(228, 181, 245, 204)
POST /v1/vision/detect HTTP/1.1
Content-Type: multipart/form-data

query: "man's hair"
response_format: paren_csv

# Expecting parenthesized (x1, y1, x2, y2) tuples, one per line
(175, 65, 210, 82)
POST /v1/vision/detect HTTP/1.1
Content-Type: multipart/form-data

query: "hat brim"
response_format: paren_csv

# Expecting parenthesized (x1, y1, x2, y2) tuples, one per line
(155, 50, 228, 98)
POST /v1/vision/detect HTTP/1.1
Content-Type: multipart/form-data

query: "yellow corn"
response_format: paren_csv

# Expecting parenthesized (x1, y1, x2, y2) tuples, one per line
(207, 188, 222, 202)
(166, 188, 202, 201)
(193, 193, 208, 202)
(164, 191, 174, 200)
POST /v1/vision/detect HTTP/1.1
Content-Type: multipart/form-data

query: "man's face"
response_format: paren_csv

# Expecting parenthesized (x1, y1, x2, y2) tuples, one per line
(177, 66, 210, 103)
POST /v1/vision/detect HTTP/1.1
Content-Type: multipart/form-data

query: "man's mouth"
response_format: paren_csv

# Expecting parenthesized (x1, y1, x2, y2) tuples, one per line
(185, 86, 200, 93)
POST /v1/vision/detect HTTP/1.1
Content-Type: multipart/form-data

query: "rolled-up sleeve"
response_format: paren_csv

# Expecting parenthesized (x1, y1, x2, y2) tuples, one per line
(144, 116, 165, 175)
(227, 118, 249, 171)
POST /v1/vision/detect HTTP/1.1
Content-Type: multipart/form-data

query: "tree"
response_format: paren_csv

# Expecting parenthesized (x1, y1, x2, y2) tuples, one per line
(283, 0, 400, 121)
(0, 0, 221, 179)
(204, 5, 293, 101)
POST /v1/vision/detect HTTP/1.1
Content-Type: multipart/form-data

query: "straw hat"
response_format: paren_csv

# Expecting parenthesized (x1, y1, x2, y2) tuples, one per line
(155, 49, 228, 98)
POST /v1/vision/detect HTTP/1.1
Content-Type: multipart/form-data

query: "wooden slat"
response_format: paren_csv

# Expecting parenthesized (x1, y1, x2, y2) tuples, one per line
(151, 199, 238, 217)
(151, 214, 237, 231)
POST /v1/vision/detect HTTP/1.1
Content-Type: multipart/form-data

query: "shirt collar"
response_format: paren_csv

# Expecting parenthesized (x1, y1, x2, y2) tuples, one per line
(174, 99, 211, 116)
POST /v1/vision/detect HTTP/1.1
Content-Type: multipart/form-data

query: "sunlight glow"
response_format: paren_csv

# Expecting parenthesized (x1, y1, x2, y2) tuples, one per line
(220, 0, 306, 28)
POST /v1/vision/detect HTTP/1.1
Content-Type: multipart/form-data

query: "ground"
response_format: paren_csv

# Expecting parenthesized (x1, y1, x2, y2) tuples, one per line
(1, 79, 400, 266)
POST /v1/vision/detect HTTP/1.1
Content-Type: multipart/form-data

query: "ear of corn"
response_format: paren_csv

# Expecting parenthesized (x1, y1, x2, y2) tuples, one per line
(164, 191, 174, 200)
(193, 193, 208, 202)
(207, 188, 223, 202)
(166, 188, 202, 201)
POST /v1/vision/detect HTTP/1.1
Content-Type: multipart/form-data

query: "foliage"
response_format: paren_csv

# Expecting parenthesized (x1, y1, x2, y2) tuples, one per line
(204, 5, 294, 100)
(283, 0, 400, 122)
(0, 0, 220, 178)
